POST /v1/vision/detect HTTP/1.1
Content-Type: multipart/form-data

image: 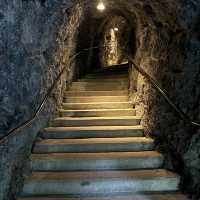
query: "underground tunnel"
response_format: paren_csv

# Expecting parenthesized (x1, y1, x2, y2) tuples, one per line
(0, 0, 200, 200)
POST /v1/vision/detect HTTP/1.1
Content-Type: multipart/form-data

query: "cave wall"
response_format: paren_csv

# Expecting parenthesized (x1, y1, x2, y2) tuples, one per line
(126, 1, 200, 199)
(0, 1, 85, 200)
(0, 0, 200, 200)
(99, 16, 130, 67)
(92, 0, 200, 198)
(0, 0, 79, 137)
(74, 10, 99, 77)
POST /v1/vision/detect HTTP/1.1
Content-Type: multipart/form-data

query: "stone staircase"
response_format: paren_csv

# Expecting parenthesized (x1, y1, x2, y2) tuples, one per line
(18, 69, 189, 200)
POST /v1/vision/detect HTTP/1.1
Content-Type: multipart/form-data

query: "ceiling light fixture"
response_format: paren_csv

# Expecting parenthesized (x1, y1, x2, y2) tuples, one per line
(97, 2, 105, 11)
(114, 27, 119, 32)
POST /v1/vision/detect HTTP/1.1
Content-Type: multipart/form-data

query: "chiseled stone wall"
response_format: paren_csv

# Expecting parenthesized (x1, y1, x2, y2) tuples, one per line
(0, 0, 200, 200)
(0, 1, 84, 200)
(92, 0, 200, 198)
(100, 16, 130, 67)
(0, 0, 78, 137)
(126, 1, 200, 199)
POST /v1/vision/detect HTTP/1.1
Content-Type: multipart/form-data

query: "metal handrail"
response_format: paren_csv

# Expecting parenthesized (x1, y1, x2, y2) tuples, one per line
(0, 45, 105, 144)
(1, 46, 199, 144)
(127, 55, 200, 127)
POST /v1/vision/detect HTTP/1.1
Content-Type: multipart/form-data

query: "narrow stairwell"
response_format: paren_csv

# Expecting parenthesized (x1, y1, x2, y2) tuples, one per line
(18, 69, 189, 200)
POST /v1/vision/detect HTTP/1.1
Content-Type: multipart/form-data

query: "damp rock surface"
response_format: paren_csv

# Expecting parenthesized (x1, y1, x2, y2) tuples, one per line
(0, 1, 84, 200)
(0, 0, 200, 200)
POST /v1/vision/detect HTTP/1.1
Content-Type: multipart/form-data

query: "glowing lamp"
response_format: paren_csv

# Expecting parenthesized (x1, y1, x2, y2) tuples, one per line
(114, 27, 119, 32)
(97, 2, 105, 11)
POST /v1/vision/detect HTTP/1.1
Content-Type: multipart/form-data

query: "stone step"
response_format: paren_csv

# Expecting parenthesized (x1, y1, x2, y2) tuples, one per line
(66, 90, 128, 97)
(87, 69, 128, 74)
(64, 96, 129, 103)
(70, 82, 128, 91)
(33, 137, 154, 153)
(93, 68, 128, 75)
(85, 74, 128, 79)
(51, 116, 141, 127)
(31, 151, 164, 171)
(59, 109, 136, 117)
(21, 169, 180, 196)
(18, 193, 189, 200)
(78, 78, 128, 82)
(17, 192, 189, 200)
(42, 126, 144, 139)
(62, 102, 133, 110)
(72, 81, 128, 86)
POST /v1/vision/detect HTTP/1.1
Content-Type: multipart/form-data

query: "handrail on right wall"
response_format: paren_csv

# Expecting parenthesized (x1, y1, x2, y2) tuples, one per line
(127, 56, 200, 128)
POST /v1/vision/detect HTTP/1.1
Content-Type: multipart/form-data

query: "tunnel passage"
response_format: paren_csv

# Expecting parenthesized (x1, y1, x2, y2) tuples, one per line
(98, 15, 135, 67)
(74, 4, 138, 72)
(0, 0, 200, 200)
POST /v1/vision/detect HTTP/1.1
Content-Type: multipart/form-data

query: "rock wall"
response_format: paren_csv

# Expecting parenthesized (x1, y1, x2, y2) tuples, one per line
(0, 0, 82, 137)
(99, 16, 130, 67)
(126, 1, 200, 199)
(89, 0, 200, 198)
(0, 1, 85, 200)
(0, 0, 200, 199)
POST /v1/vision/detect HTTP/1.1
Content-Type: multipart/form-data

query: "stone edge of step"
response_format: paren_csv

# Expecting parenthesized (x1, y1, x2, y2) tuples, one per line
(53, 116, 142, 121)
(23, 169, 180, 182)
(62, 101, 133, 105)
(17, 193, 190, 200)
(43, 125, 144, 132)
(31, 151, 163, 160)
(33, 137, 155, 146)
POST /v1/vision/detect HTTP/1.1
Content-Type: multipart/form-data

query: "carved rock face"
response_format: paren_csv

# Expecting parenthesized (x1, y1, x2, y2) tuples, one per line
(0, 0, 200, 199)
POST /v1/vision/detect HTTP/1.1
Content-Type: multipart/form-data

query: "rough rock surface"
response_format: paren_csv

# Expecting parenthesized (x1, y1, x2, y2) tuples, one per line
(86, 0, 200, 199)
(99, 16, 130, 67)
(126, 1, 200, 199)
(0, 0, 200, 200)
(0, 1, 84, 200)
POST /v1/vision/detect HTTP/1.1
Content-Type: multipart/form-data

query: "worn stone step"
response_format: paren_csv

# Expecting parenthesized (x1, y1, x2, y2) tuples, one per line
(31, 151, 164, 171)
(72, 81, 128, 86)
(21, 169, 180, 196)
(18, 193, 190, 200)
(86, 69, 128, 75)
(59, 109, 136, 117)
(85, 74, 128, 79)
(33, 137, 154, 153)
(51, 116, 141, 127)
(97, 64, 128, 70)
(62, 102, 133, 110)
(93, 68, 128, 75)
(64, 96, 129, 103)
(70, 82, 128, 91)
(42, 126, 144, 139)
(66, 90, 128, 97)
(78, 78, 128, 82)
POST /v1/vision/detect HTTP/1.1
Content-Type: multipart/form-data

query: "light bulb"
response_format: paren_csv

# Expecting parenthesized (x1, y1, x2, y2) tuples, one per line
(97, 2, 105, 11)
(114, 27, 119, 32)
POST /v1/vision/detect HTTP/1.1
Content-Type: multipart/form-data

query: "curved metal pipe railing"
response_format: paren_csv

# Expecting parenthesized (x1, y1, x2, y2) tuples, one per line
(127, 55, 200, 128)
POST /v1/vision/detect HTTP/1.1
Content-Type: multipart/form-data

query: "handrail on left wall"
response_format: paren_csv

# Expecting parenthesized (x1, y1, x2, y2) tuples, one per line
(1, 46, 199, 144)
(0, 45, 105, 144)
